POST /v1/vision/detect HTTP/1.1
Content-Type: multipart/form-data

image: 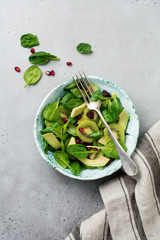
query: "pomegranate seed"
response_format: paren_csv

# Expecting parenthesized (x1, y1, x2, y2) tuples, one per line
(97, 148, 101, 151)
(107, 161, 111, 165)
(45, 71, 51, 76)
(15, 66, 20, 72)
(80, 141, 84, 145)
(66, 62, 72, 66)
(79, 128, 84, 132)
(50, 70, 55, 76)
(87, 147, 91, 150)
(30, 48, 35, 53)
(64, 118, 68, 122)
(76, 139, 80, 144)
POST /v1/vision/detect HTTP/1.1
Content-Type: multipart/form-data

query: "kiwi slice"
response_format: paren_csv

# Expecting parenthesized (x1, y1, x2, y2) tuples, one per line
(58, 105, 70, 125)
(76, 120, 99, 143)
(104, 123, 124, 144)
(83, 107, 99, 123)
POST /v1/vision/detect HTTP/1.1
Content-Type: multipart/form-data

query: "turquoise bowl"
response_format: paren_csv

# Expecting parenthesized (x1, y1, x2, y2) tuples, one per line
(34, 76, 139, 180)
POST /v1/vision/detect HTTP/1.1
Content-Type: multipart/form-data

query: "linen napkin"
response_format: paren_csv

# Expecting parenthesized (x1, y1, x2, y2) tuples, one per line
(66, 120, 160, 240)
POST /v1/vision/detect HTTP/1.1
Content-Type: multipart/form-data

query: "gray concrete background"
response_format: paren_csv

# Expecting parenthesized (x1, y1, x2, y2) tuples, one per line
(0, 0, 160, 239)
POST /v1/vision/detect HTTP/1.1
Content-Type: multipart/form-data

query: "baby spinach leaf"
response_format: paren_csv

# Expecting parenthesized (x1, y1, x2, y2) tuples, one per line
(108, 97, 123, 121)
(43, 139, 48, 154)
(91, 90, 106, 102)
(23, 65, 42, 88)
(29, 51, 60, 65)
(90, 132, 103, 138)
(64, 82, 76, 90)
(42, 98, 60, 122)
(102, 109, 115, 124)
(61, 92, 83, 111)
(20, 33, 39, 48)
(77, 43, 93, 54)
(70, 88, 83, 98)
(67, 144, 89, 159)
(101, 140, 127, 159)
(70, 161, 82, 175)
(54, 151, 70, 168)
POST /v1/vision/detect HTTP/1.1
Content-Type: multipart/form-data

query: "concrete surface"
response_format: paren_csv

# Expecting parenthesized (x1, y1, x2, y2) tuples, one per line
(0, 0, 160, 239)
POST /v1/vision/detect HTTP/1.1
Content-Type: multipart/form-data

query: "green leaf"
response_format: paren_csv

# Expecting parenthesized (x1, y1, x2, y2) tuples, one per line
(23, 66, 42, 88)
(77, 43, 93, 54)
(102, 109, 115, 124)
(41, 122, 62, 139)
(70, 161, 82, 175)
(29, 51, 60, 65)
(61, 92, 83, 111)
(108, 97, 124, 121)
(54, 151, 70, 168)
(64, 82, 76, 90)
(101, 140, 127, 159)
(43, 139, 48, 154)
(91, 90, 106, 102)
(67, 144, 89, 159)
(20, 33, 39, 48)
(42, 98, 60, 122)
(90, 132, 103, 138)
(70, 88, 83, 98)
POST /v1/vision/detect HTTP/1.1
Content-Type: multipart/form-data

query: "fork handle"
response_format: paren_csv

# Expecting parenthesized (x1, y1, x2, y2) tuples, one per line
(96, 110, 138, 176)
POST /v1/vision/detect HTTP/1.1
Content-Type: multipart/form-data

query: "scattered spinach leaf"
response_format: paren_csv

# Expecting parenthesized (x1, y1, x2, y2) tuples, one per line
(70, 88, 84, 98)
(21, 33, 39, 48)
(29, 51, 60, 65)
(77, 43, 93, 54)
(54, 151, 70, 168)
(107, 97, 124, 121)
(23, 65, 42, 88)
(90, 132, 103, 138)
(42, 98, 60, 122)
(70, 161, 82, 175)
(61, 92, 83, 111)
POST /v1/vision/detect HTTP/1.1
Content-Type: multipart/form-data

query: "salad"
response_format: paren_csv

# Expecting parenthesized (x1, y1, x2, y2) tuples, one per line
(40, 81, 130, 175)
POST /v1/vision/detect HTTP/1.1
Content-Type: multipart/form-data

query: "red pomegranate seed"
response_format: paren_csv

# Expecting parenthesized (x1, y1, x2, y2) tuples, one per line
(80, 141, 84, 145)
(76, 139, 80, 144)
(64, 118, 68, 122)
(87, 147, 91, 150)
(79, 128, 84, 132)
(45, 71, 51, 76)
(30, 48, 35, 53)
(66, 62, 72, 66)
(15, 66, 20, 72)
(50, 70, 55, 76)
(107, 161, 111, 165)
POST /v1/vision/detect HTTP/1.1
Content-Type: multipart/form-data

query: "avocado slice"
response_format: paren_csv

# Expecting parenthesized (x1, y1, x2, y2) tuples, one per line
(70, 102, 86, 118)
(98, 136, 107, 145)
(78, 155, 110, 167)
(44, 120, 54, 127)
(42, 133, 61, 149)
(118, 109, 130, 131)
(68, 136, 76, 145)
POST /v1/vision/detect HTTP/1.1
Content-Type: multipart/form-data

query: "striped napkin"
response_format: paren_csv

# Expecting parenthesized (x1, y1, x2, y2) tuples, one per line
(66, 120, 160, 240)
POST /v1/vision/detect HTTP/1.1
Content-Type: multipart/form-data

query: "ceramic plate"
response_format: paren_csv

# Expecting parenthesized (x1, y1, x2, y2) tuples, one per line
(34, 76, 139, 180)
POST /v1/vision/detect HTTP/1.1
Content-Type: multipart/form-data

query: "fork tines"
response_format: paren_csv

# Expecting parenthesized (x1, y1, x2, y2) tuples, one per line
(72, 72, 94, 103)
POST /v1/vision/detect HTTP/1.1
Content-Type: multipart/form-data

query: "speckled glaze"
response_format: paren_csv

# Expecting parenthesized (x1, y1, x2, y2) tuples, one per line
(34, 76, 139, 180)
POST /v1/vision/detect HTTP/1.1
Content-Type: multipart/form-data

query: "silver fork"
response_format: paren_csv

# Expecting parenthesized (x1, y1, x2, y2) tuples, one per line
(73, 72, 138, 176)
